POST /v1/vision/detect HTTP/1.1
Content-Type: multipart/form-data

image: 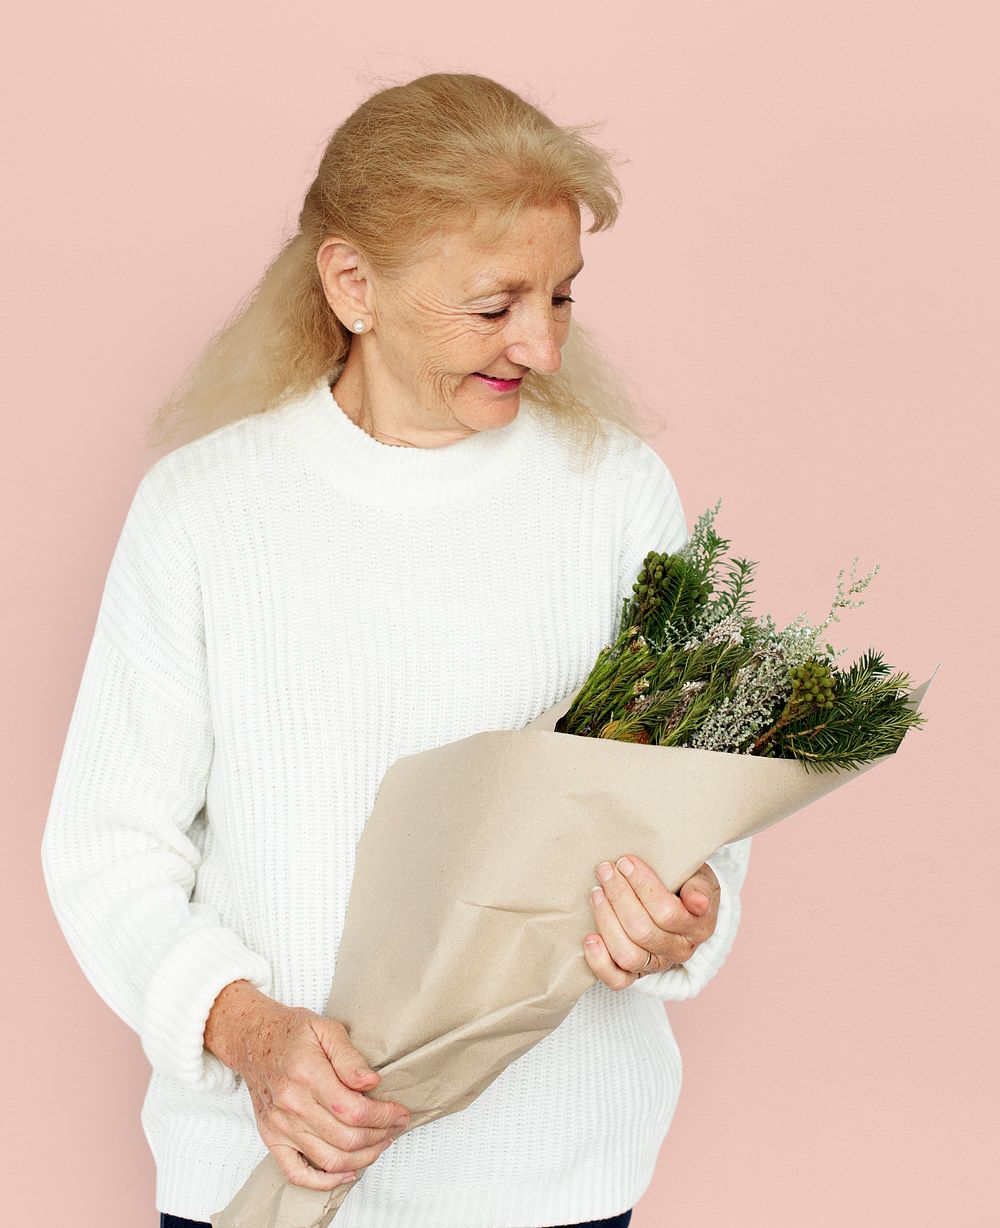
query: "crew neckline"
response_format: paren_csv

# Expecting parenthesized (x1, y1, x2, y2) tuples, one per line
(279, 368, 539, 509)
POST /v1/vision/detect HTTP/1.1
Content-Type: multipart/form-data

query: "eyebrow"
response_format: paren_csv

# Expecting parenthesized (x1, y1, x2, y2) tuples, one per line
(468, 258, 585, 297)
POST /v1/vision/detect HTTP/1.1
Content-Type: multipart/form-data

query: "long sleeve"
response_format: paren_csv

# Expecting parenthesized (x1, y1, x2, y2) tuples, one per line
(612, 436, 754, 1001)
(40, 459, 273, 1094)
(65, 380, 761, 1221)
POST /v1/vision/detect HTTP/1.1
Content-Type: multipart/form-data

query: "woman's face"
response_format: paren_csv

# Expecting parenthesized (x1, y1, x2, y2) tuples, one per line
(318, 201, 584, 442)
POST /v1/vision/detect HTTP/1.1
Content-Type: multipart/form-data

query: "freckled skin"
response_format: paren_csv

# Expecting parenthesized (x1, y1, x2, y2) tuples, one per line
(204, 979, 411, 1189)
(315, 201, 583, 448)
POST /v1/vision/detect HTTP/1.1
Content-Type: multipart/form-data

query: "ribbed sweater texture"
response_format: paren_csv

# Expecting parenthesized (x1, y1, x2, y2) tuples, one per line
(41, 373, 752, 1226)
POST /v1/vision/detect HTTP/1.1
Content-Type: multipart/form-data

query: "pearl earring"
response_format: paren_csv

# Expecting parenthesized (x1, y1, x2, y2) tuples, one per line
(352, 319, 365, 333)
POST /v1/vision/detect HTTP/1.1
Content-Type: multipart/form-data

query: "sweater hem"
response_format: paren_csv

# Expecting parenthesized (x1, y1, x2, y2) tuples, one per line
(158, 1144, 664, 1228)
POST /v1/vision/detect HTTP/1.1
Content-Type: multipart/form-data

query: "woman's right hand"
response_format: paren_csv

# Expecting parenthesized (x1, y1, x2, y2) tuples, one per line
(204, 980, 412, 1191)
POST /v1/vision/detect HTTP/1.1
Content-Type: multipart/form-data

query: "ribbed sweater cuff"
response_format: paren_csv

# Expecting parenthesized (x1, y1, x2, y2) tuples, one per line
(141, 922, 273, 1093)
(630, 846, 742, 1001)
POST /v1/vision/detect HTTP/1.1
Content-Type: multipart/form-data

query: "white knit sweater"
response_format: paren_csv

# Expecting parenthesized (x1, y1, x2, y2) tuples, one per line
(41, 371, 752, 1227)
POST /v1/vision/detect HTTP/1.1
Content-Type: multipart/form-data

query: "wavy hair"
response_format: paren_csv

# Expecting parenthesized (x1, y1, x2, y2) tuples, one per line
(146, 72, 664, 465)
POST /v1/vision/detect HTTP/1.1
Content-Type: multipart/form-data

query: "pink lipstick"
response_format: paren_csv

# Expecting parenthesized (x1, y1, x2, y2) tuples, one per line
(474, 373, 522, 392)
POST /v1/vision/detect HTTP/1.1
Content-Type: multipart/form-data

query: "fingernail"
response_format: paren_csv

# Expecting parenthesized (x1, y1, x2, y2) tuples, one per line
(597, 861, 614, 882)
(694, 893, 709, 910)
(355, 1067, 375, 1080)
(393, 1115, 409, 1128)
(616, 857, 634, 876)
(591, 885, 605, 904)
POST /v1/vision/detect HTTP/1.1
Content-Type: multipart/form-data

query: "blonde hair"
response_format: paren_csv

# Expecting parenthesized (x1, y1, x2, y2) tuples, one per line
(146, 72, 665, 466)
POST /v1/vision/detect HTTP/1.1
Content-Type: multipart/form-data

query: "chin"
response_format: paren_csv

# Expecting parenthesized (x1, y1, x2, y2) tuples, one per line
(461, 383, 521, 428)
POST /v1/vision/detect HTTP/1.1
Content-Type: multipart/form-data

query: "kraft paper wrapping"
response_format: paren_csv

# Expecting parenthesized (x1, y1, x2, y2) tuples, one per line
(212, 669, 936, 1228)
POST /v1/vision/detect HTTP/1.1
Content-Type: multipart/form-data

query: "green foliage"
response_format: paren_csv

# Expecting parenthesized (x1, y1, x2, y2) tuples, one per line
(557, 502, 926, 773)
(617, 550, 710, 646)
(758, 650, 926, 772)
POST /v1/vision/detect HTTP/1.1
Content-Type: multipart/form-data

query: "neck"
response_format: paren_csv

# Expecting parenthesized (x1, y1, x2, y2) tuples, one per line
(277, 371, 538, 511)
(330, 350, 480, 450)
(330, 382, 416, 449)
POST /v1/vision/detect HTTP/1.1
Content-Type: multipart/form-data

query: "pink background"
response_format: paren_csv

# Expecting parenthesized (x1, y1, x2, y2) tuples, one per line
(5, 2, 996, 1224)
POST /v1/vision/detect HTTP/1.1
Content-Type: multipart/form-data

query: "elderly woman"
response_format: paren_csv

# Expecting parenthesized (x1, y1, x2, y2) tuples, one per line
(41, 73, 751, 1228)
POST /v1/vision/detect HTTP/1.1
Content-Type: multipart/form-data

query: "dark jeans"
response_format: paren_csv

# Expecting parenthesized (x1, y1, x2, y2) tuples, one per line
(160, 1209, 633, 1228)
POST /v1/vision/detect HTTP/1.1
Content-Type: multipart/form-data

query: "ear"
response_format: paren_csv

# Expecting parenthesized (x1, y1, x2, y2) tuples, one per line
(317, 236, 372, 326)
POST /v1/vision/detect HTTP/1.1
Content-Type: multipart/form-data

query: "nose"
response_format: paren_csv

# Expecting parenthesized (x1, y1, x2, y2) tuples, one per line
(508, 308, 565, 375)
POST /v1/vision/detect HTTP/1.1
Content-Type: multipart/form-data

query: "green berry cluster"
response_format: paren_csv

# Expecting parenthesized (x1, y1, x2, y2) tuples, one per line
(631, 551, 668, 601)
(633, 550, 711, 600)
(629, 549, 712, 634)
(790, 659, 836, 708)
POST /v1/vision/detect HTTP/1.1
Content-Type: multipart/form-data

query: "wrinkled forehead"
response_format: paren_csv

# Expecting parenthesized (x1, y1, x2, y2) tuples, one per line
(463, 258, 585, 296)
(413, 202, 583, 292)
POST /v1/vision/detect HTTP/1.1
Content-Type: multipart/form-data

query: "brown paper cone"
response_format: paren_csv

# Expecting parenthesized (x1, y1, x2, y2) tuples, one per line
(212, 668, 937, 1227)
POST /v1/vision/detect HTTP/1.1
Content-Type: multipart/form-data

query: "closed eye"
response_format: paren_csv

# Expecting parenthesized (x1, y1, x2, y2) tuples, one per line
(478, 296, 575, 322)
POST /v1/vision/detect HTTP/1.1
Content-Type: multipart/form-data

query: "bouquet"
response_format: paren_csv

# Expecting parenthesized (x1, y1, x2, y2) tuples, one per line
(212, 503, 934, 1228)
(557, 500, 926, 767)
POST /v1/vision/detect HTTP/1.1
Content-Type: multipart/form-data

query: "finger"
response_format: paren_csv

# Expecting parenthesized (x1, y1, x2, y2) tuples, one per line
(612, 855, 705, 940)
(274, 1079, 406, 1153)
(310, 1028, 411, 1129)
(682, 862, 719, 909)
(275, 1050, 409, 1140)
(590, 880, 660, 974)
(315, 1070, 410, 1135)
(290, 1127, 397, 1179)
(315, 1020, 399, 1112)
(679, 863, 721, 932)
(582, 930, 635, 991)
(596, 858, 686, 948)
(272, 1142, 358, 1192)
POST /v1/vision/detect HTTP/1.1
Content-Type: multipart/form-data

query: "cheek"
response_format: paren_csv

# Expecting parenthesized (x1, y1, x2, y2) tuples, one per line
(386, 291, 495, 382)
(417, 314, 480, 363)
(410, 346, 477, 398)
(429, 323, 496, 379)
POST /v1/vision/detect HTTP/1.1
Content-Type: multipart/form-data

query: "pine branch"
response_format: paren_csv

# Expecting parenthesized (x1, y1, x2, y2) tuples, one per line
(763, 650, 927, 773)
(559, 502, 926, 774)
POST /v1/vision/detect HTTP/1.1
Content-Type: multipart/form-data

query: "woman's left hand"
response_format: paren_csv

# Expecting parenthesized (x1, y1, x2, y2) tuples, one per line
(583, 854, 721, 990)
